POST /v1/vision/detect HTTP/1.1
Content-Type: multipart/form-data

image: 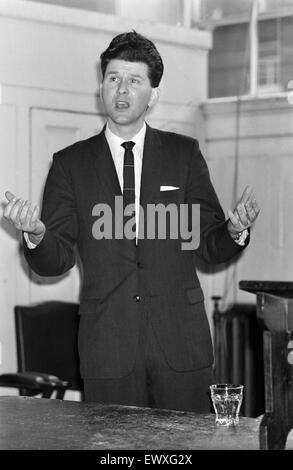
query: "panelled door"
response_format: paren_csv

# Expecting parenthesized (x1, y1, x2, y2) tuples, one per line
(30, 108, 105, 303)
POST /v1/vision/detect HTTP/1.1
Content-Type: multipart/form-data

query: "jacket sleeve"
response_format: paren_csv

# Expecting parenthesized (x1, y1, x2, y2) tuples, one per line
(185, 140, 248, 264)
(23, 152, 78, 276)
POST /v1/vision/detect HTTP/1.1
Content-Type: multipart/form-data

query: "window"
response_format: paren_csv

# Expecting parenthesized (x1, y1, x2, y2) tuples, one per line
(26, 0, 185, 26)
(27, 0, 116, 15)
(208, 16, 286, 98)
(258, 40, 281, 92)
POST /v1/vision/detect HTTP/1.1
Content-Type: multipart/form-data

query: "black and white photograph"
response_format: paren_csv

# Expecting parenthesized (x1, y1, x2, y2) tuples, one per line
(0, 0, 292, 455)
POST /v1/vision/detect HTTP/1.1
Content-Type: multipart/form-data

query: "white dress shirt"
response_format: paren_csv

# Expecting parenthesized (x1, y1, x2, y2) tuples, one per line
(105, 122, 146, 241)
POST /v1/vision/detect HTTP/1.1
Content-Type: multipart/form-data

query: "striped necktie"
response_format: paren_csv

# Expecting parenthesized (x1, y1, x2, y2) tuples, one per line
(121, 141, 135, 217)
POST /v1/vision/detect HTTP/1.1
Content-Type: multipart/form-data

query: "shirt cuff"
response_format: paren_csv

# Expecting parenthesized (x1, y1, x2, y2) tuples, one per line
(233, 229, 249, 246)
(23, 232, 37, 249)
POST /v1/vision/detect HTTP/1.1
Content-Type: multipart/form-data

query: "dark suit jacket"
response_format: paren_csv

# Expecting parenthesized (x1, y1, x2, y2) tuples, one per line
(24, 124, 247, 379)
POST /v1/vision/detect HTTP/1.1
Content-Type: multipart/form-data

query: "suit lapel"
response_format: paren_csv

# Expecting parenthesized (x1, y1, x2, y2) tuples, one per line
(91, 127, 122, 205)
(138, 125, 162, 242)
(140, 124, 162, 207)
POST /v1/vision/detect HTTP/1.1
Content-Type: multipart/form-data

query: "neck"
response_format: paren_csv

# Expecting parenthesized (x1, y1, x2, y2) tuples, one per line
(107, 120, 145, 140)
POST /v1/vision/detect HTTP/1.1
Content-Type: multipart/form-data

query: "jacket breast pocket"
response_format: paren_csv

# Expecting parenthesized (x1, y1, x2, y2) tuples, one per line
(159, 190, 180, 204)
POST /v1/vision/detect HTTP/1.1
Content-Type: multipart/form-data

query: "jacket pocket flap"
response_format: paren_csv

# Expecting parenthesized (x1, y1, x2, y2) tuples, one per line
(185, 287, 204, 304)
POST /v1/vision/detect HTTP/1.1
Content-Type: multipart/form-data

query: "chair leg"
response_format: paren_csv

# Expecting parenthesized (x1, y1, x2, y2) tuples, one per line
(55, 387, 66, 400)
(42, 389, 54, 399)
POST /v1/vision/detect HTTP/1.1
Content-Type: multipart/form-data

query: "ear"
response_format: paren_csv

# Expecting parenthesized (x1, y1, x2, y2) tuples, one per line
(99, 83, 103, 103)
(148, 87, 160, 108)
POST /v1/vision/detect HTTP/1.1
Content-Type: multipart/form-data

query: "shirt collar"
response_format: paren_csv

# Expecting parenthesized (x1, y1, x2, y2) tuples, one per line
(105, 122, 146, 157)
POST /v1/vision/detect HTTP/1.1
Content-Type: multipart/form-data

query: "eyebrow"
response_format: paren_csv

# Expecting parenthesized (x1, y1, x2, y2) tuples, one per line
(105, 70, 144, 79)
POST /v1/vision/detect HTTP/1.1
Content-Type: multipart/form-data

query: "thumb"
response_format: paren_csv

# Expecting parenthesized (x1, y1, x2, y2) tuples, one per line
(5, 191, 16, 202)
(227, 209, 236, 221)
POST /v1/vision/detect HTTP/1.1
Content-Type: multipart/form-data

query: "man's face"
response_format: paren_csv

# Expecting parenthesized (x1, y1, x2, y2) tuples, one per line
(100, 59, 158, 133)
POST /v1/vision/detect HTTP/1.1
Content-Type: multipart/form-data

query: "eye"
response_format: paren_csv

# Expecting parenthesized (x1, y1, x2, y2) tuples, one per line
(130, 78, 140, 85)
(109, 76, 119, 83)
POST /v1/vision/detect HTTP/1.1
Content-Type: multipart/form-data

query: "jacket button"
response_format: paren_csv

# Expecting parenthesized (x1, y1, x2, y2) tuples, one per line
(133, 295, 140, 302)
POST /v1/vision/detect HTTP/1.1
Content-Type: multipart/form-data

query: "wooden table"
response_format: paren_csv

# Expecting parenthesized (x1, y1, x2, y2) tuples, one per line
(0, 396, 265, 450)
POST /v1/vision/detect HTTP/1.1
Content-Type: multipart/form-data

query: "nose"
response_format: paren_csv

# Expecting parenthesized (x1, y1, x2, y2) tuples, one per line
(117, 78, 129, 94)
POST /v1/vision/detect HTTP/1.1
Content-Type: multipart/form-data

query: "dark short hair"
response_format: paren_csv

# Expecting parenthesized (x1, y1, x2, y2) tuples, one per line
(100, 31, 164, 87)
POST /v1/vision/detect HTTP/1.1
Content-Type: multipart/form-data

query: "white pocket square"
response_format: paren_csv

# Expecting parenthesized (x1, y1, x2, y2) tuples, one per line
(160, 185, 179, 191)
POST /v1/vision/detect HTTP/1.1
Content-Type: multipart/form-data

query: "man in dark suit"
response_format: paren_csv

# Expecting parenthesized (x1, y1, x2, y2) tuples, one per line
(3, 31, 259, 412)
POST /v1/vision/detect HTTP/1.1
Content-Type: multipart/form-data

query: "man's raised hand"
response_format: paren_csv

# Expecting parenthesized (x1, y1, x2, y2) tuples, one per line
(227, 185, 260, 238)
(3, 191, 46, 245)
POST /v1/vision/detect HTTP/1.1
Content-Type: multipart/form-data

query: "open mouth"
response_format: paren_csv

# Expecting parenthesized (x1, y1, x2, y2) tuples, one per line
(115, 101, 130, 110)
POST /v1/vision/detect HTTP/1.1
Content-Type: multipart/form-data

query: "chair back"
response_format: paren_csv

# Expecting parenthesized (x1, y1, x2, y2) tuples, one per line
(14, 301, 83, 392)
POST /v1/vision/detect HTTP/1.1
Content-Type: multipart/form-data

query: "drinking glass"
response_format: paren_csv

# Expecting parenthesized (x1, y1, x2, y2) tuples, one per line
(210, 383, 244, 425)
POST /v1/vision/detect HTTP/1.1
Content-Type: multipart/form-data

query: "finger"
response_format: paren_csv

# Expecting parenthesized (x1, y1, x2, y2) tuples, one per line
(19, 200, 31, 225)
(10, 198, 24, 228)
(15, 199, 27, 224)
(3, 195, 17, 218)
(236, 203, 250, 227)
(251, 198, 260, 214)
(29, 205, 39, 228)
(244, 201, 255, 222)
(228, 209, 242, 229)
(8, 198, 24, 223)
(240, 185, 254, 205)
(24, 202, 34, 227)
(244, 191, 256, 208)
(5, 191, 16, 202)
(246, 198, 260, 222)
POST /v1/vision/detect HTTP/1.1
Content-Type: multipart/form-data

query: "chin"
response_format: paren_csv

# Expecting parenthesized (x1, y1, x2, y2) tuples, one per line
(112, 115, 133, 125)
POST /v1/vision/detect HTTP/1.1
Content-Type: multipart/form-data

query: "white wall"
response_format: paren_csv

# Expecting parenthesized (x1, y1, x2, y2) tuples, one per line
(202, 94, 293, 309)
(117, 0, 184, 25)
(0, 0, 212, 381)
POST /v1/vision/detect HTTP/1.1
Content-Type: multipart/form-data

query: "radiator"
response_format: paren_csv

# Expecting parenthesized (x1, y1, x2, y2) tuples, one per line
(212, 298, 265, 417)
